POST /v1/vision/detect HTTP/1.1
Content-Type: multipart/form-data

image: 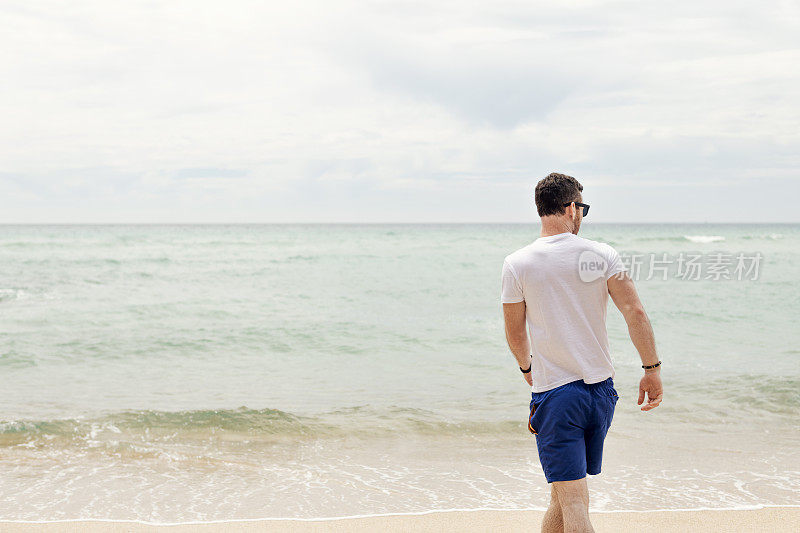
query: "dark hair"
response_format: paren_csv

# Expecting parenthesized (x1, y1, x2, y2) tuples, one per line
(534, 172, 583, 217)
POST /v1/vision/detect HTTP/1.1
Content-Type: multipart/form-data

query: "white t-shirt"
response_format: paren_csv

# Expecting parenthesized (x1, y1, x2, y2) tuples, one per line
(501, 232, 627, 393)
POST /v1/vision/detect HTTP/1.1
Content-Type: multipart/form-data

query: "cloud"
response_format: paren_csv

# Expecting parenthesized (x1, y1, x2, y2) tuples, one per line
(341, 32, 575, 129)
(173, 168, 248, 179)
(0, 0, 797, 222)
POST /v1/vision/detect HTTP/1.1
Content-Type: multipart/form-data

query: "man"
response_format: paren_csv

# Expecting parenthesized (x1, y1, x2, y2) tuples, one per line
(501, 172, 663, 533)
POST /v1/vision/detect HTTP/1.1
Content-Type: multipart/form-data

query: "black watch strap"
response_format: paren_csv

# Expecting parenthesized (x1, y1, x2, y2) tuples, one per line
(520, 363, 532, 374)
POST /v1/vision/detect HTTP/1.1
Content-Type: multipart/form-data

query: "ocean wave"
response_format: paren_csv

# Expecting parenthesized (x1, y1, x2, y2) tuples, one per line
(0, 288, 24, 302)
(630, 235, 726, 243)
(712, 376, 800, 415)
(0, 407, 525, 450)
(0, 351, 37, 368)
(632, 233, 788, 243)
(739, 233, 783, 240)
(269, 255, 320, 264)
(663, 374, 800, 419)
(0, 407, 315, 452)
(683, 235, 725, 243)
(632, 236, 687, 242)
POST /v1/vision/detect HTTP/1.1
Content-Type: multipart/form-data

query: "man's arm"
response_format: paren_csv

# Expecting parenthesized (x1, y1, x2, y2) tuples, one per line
(607, 273, 663, 411)
(503, 302, 533, 386)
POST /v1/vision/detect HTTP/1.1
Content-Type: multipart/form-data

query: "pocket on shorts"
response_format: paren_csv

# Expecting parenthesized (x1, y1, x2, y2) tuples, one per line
(607, 386, 619, 407)
(528, 393, 544, 435)
(528, 403, 538, 435)
(605, 379, 619, 400)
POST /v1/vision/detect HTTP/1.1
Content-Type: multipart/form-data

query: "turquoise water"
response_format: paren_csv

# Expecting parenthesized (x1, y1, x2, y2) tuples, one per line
(0, 223, 798, 521)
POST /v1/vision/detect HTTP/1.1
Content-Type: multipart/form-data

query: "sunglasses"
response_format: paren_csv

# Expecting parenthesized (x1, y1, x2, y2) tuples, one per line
(563, 202, 590, 216)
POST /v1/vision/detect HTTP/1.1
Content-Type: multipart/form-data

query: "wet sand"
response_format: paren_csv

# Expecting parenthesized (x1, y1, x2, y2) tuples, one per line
(3, 506, 799, 532)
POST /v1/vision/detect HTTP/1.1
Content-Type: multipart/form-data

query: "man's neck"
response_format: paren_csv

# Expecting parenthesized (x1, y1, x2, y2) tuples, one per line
(540, 217, 574, 237)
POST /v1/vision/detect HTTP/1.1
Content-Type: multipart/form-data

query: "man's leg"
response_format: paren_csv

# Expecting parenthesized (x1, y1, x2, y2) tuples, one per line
(541, 487, 563, 533)
(552, 477, 593, 533)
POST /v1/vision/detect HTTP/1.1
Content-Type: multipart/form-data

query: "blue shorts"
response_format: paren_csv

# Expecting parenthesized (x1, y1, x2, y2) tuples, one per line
(528, 377, 619, 483)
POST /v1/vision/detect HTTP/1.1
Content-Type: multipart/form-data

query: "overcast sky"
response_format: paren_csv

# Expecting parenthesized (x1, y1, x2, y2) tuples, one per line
(1, 1, 798, 223)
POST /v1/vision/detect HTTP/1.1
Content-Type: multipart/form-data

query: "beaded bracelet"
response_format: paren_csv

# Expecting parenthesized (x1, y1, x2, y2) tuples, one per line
(642, 361, 661, 370)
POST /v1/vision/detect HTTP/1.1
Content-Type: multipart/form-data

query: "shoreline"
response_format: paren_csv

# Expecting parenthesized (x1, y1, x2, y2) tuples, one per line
(4, 503, 799, 524)
(3, 506, 799, 532)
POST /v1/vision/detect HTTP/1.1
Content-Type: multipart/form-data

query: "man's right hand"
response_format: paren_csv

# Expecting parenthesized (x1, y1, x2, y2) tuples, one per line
(638, 371, 663, 411)
(522, 370, 533, 387)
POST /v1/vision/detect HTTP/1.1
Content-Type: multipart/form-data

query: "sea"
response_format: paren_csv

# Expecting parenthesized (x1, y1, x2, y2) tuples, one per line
(0, 223, 798, 522)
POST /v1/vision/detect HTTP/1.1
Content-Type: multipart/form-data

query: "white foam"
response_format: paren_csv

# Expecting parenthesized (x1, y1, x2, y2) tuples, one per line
(684, 235, 725, 243)
(2, 504, 798, 526)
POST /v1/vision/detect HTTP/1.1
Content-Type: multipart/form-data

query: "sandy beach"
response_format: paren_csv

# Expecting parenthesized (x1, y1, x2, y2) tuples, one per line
(3, 507, 799, 532)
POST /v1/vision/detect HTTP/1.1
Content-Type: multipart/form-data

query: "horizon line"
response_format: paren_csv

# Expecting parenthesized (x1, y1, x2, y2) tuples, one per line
(0, 221, 797, 225)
